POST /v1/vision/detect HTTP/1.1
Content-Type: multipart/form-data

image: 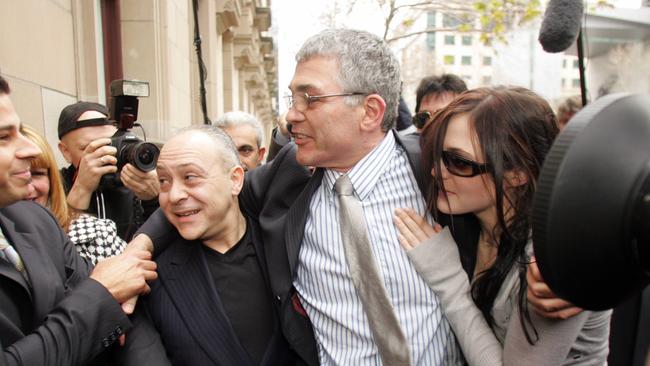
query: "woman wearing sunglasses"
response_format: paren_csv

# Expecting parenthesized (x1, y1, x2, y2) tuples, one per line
(394, 87, 611, 365)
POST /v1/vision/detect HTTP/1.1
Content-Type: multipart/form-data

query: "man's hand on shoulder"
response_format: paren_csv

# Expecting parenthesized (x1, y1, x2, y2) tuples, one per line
(121, 164, 160, 201)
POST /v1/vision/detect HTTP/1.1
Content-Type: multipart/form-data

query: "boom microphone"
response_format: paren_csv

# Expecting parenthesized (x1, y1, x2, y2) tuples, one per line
(538, 0, 584, 53)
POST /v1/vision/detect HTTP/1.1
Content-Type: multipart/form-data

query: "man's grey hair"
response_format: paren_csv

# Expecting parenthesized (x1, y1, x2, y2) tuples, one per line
(213, 111, 264, 147)
(177, 125, 241, 170)
(296, 29, 401, 131)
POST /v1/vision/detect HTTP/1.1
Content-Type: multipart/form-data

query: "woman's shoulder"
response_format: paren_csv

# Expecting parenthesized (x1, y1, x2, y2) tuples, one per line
(67, 213, 127, 264)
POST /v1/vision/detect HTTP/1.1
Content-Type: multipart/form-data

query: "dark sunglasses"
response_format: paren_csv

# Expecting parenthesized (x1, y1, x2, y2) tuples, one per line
(412, 111, 432, 129)
(441, 150, 492, 177)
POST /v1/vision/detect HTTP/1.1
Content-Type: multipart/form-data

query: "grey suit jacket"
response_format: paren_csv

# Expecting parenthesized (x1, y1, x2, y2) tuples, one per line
(0, 201, 168, 366)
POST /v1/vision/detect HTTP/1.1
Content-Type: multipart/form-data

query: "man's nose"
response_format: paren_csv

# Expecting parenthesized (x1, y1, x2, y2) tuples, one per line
(16, 133, 41, 160)
(285, 107, 304, 125)
(168, 182, 188, 202)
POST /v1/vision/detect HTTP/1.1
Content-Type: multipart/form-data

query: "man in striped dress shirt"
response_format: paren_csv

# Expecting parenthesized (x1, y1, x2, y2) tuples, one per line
(278, 28, 463, 366)
(133, 29, 464, 365)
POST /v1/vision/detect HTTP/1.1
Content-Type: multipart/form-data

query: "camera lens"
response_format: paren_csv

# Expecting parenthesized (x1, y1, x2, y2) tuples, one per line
(126, 142, 159, 171)
(138, 148, 155, 165)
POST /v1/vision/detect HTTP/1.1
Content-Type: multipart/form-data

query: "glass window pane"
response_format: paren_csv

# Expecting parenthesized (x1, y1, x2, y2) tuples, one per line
(444, 35, 455, 45)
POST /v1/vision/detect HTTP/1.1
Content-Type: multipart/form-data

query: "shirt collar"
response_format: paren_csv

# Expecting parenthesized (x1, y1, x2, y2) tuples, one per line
(323, 132, 396, 201)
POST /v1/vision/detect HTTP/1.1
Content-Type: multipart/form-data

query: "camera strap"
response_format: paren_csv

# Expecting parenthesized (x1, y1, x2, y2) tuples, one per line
(95, 192, 107, 219)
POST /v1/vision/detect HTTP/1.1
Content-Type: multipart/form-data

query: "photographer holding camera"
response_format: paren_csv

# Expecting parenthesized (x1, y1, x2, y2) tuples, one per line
(57, 100, 159, 241)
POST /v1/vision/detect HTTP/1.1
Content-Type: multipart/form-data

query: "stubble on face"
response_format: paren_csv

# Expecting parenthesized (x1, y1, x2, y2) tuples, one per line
(0, 95, 40, 207)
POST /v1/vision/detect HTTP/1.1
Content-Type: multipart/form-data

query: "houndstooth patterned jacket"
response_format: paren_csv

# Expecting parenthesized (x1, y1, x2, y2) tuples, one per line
(67, 214, 127, 265)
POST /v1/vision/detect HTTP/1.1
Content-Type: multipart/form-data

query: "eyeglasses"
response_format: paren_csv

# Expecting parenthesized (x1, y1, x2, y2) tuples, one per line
(412, 111, 433, 129)
(284, 92, 366, 112)
(441, 150, 492, 177)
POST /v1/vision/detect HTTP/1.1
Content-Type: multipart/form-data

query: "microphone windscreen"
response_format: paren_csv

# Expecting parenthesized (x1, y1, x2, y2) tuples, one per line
(538, 0, 584, 53)
(287, 123, 293, 134)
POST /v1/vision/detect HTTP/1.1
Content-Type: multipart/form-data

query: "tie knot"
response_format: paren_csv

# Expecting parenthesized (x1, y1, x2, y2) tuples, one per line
(334, 174, 354, 196)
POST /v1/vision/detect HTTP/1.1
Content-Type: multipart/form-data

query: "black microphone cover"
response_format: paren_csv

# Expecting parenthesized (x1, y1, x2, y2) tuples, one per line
(538, 0, 584, 53)
(286, 123, 293, 134)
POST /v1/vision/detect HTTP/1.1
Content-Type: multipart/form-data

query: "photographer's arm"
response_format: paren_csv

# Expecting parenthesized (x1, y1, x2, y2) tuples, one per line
(66, 138, 118, 210)
(121, 164, 160, 201)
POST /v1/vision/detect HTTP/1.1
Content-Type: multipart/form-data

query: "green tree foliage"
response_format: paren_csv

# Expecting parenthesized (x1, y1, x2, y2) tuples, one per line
(321, 0, 543, 45)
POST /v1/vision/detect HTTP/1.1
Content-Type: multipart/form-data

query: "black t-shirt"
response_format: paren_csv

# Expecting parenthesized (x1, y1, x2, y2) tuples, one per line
(202, 223, 274, 365)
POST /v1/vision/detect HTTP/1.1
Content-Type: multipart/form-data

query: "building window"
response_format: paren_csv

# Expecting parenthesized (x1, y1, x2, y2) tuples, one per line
(461, 56, 472, 65)
(572, 78, 581, 88)
(444, 55, 455, 65)
(462, 35, 472, 45)
(483, 56, 492, 66)
(427, 10, 437, 27)
(482, 76, 492, 85)
(443, 14, 461, 28)
(444, 35, 455, 45)
(573, 60, 579, 69)
(563, 59, 567, 68)
(562, 78, 566, 88)
(427, 32, 436, 50)
(426, 11, 437, 50)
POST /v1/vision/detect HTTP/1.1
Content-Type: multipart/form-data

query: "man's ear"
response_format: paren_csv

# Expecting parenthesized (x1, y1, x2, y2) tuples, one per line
(504, 170, 529, 188)
(230, 165, 245, 195)
(58, 141, 72, 164)
(360, 94, 386, 132)
(257, 146, 267, 164)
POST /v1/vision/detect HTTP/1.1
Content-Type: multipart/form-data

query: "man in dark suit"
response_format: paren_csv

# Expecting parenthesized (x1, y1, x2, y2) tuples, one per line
(0, 74, 167, 365)
(132, 29, 579, 366)
(142, 126, 295, 365)
(134, 29, 461, 365)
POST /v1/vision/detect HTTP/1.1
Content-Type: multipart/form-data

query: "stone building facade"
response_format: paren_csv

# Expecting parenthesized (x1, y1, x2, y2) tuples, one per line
(0, 0, 277, 165)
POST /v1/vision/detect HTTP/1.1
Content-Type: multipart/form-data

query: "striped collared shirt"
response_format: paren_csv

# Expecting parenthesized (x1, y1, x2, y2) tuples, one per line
(294, 132, 462, 365)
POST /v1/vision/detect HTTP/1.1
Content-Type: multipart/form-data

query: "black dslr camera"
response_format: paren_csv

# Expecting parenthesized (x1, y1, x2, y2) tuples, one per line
(100, 79, 160, 189)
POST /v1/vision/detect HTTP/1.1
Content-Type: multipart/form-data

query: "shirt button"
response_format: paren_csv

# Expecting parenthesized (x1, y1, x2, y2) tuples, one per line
(276, 295, 281, 301)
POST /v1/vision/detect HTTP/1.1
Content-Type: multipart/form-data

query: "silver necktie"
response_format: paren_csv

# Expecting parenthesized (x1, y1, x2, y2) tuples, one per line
(335, 174, 411, 366)
(0, 228, 29, 283)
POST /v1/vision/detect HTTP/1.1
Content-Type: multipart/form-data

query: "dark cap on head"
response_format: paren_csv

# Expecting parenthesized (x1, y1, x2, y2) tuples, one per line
(58, 101, 111, 139)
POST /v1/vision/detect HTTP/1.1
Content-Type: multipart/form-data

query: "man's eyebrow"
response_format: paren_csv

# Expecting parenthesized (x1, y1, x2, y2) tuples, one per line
(157, 161, 208, 173)
(178, 162, 209, 173)
(289, 83, 315, 93)
(0, 123, 17, 132)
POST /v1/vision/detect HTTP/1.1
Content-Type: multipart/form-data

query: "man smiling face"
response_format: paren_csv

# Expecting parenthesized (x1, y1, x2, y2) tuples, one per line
(0, 93, 40, 208)
(156, 130, 243, 246)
